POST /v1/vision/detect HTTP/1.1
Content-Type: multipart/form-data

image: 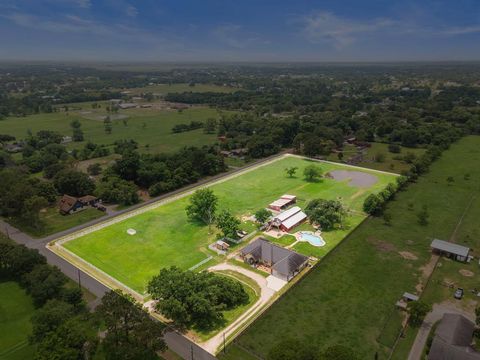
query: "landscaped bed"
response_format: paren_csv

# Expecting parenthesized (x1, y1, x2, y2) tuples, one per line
(57, 155, 397, 293)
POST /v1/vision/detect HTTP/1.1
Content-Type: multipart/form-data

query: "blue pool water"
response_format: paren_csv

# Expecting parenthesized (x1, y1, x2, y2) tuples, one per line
(299, 232, 326, 247)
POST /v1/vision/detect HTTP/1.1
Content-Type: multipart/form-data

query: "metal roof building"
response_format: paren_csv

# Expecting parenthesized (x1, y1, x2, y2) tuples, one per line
(430, 239, 470, 262)
(240, 238, 309, 281)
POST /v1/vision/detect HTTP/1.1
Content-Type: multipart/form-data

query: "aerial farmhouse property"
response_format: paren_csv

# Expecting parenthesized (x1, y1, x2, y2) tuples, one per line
(239, 238, 309, 281)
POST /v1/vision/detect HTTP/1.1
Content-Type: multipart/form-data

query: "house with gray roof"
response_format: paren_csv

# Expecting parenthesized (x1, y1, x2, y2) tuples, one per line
(428, 313, 480, 360)
(431, 239, 471, 262)
(239, 238, 309, 281)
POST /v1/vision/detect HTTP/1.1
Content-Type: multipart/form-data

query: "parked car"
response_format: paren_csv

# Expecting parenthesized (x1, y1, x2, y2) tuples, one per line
(97, 205, 107, 212)
(454, 288, 464, 299)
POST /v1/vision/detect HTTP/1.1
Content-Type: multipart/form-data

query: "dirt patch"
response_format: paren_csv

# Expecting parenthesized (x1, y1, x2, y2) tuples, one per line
(328, 170, 379, 188)
(459, 269, 475, 277)
(399, 251, 418, 260)
(367, 236, 396, 252)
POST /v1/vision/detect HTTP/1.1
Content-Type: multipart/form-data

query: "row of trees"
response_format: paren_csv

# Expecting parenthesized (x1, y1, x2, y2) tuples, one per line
(0, 237, 167, 359)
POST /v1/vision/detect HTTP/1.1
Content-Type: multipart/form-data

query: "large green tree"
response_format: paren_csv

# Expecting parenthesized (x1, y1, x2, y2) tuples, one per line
(147, 267, 248, 330)
(305, 199, 346, 231)
(186, 188, 218, 227)
(53, 169, 95, 196)
(303, 165, 323, 182)
(96, 290, 166, 360)
(216, 210, 241, 238)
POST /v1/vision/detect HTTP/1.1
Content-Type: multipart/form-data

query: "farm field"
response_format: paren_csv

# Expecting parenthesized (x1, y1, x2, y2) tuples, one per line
(220, 136, 480, 360)
(62, 155, 396, 293)
(0, 106, 222, 154)
(123, 82, 237, 95)
(0, 282, 35, 360)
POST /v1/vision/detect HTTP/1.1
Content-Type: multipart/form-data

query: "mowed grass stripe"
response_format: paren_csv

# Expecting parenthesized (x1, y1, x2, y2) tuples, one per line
(224, 136, 480, 359)
(64, 156, 396, 293)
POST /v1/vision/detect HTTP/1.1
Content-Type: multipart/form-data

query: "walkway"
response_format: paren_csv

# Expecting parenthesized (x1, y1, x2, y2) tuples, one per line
(407, 302, 475, 360)
(203, 263, 276, 354)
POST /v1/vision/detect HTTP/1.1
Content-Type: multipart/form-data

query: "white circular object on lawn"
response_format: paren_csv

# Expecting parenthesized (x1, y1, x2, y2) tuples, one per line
(127, 228, 137, 235)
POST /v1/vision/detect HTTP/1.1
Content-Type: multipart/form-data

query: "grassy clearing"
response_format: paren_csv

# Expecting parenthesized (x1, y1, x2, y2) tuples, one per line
(222, 136, 480, 359)
(0, 282, 35, 360)
(63, 155, 395, 293)
(8, 207, 105, 238)
(327, 142, 426, 174)
(0, 106, 222, 154)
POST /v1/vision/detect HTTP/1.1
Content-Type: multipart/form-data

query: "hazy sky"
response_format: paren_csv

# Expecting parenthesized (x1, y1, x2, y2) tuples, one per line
(1, 0, 480, 62)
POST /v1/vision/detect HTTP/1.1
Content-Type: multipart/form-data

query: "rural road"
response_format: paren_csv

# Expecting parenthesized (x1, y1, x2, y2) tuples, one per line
(204, 263, 276, 354)
(407, 302, 475, 360)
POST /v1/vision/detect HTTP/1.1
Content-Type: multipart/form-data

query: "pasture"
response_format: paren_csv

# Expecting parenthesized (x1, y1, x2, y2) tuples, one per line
(0, 106, 222, 154)
(62, 155, 396, 293)
(0, 282, 35, 360)
(221, 136, 480, 360)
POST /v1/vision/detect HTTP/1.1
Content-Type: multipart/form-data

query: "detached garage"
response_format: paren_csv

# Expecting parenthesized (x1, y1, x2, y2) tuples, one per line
(430, 239, 471, 262)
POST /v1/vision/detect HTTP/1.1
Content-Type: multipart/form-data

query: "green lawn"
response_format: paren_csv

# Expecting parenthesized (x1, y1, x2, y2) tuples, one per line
(0, 106, 223, 154)
(8, 207, 106, 238)
(63, 155, 396, 293)
(0, 282, 35, 360)
(220, 136, 480, 359)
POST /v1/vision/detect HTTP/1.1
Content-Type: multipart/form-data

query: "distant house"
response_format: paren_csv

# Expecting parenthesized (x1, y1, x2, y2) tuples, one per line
(239, 238, 308, 281)
(271, 206, 307, 232)
(428, 313, 480, 360)
(61, 136, 72, 144)
(119, 103, 137, 109)
(396, 292, 419, 310)
(58, 194, 99, 215)
(430, 239, 471, 262)
(4, 143, 24, 153)
(268, 195, 296, 212)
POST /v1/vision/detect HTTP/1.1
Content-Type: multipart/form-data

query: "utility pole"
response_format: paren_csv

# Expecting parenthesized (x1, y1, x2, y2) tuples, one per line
(77, 269, 81, 289)
(223, 332, 226, 354)
(190, 345, 194, 360)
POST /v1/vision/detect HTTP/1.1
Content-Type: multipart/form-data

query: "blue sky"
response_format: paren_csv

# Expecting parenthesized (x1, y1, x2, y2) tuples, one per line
(0, 0, 480, 61)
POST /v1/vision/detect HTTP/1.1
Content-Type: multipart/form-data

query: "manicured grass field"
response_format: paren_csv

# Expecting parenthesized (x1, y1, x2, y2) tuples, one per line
(0, 106, 222, 154)
(63, 155, 396, 293)
(0, 282, 35, 360)
(221, 136, 480, 360)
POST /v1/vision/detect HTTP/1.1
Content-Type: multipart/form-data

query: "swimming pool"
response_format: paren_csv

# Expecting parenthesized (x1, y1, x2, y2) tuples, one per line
(298, 231, 325, 247)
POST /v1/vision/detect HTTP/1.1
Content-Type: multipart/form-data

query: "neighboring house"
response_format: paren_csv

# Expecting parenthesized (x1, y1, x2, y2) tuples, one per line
(268, 194, 296, 212)
(58, 194, 100, 215)
(430, 239, 471, 262)
(271, 206, 307, 232)
(239, 238, 309, 281)
(4, 143, 24, 153)
(428, 313, 480, 360)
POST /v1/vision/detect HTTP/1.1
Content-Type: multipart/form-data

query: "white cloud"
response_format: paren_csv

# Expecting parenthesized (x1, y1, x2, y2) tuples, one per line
(298, 11, 395, 48)
(125, 5, 138, 17)
(212, 24, 261, 49)
(440, 25, 480, 35)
